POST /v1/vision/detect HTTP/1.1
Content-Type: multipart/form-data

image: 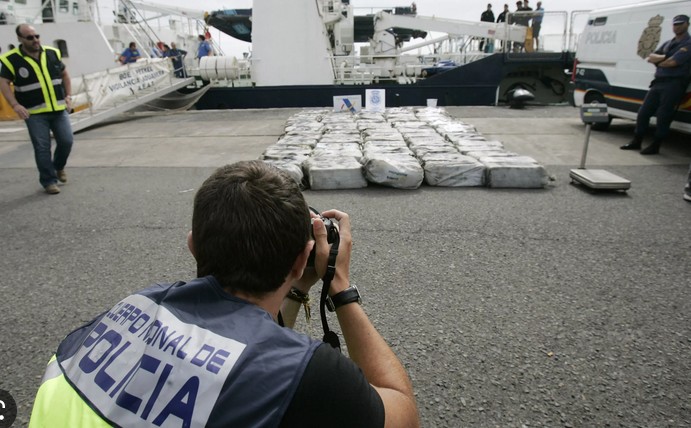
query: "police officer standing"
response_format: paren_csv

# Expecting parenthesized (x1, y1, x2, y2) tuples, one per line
(479, 4, 495, 53)
(0, 24, 74, 194)
(621, 14, 691, 155)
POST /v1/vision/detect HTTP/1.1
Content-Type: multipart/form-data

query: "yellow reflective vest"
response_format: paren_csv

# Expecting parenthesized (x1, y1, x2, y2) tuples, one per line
(29, 356, 110, 428)
(0, 46, 68, 114)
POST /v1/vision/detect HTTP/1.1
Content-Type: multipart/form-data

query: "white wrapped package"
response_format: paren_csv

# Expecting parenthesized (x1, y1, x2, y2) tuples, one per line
(357, 112, 386, 121)
(262, 160, 305, 185)
(363, 140, 408, 149)
(411, 145, 459, 158)
(362, 130, 403, 141)
(276, 136, 319, 148)
(312, 143, 363, 161)
(363, 146, 415, 158)
(423, 154, 486, 187)
(480, 156, 548, 188)
(464, 150, 518, 159)
(261, 145, 313, 163)
(284, 123, 324, 134)
(319, 134, 362, 144)
(435, 123, 478, 135)
(304, 157, 368, 190)
(446, 134, 487, 144)
(364, 156, 424, 189)
(455, 139, 504, 149)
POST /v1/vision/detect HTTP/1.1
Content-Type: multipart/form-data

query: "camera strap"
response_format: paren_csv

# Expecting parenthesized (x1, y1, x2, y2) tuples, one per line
(319, 233, 341, 351)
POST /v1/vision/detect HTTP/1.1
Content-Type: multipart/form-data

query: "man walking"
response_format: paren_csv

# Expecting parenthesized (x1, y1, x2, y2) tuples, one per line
(0, 24, 74, 194)
(621, 14, 691, 155)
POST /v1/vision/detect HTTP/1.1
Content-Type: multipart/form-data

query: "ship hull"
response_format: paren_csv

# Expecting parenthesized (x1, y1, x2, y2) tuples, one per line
(195, 52, 574, 109)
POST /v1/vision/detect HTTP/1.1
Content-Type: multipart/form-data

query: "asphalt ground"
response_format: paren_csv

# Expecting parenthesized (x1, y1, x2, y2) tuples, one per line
(0, 106, 690, 427)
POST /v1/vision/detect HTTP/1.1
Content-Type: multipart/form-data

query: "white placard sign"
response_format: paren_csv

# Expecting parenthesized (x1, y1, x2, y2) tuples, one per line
(365, 89, 386, 112)
(333, 95, 362, 113)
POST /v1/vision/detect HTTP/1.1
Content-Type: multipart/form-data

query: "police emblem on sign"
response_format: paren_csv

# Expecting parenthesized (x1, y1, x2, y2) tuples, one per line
(19, 67, 30, 78)
(371, 90, 381, 104)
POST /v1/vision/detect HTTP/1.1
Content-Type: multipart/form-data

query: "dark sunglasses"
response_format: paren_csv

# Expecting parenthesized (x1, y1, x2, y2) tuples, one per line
(21, 34, 40, 41)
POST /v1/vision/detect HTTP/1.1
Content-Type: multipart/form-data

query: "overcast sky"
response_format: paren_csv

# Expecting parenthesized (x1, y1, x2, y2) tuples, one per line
(168, 0, 642, 56)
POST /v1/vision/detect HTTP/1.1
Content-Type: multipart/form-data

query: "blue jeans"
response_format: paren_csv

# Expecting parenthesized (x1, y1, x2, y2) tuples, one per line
(25, 110, 74, 188)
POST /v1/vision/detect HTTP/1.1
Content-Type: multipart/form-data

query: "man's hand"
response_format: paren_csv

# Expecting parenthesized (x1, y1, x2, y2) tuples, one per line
(315, 210, 352, 295)
(12, 103, 29, 120)
(293, 213, 330, 293)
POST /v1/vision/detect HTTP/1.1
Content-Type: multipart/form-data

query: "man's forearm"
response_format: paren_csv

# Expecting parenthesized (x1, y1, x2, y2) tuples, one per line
(0, 78, 18, 106)
(647, 53, 666, 64)
(280, 297, 304, 328)
(62, 70, 72, 97)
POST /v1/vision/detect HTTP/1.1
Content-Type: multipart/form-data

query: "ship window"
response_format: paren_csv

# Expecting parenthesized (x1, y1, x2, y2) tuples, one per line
(73, 2, 78, 15)
(232, 24, 250, 35)
(593, 17, 607, 26)
(15, 0, 27, 4)
(59, 0, 68, 13)
(55, 40, 68, 58)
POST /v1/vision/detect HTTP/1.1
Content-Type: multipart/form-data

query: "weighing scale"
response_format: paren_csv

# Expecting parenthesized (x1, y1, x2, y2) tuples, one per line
(570, 103, 631, 191)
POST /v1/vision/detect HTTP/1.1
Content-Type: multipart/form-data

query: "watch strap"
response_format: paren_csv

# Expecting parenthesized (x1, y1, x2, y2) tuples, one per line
(326, 285, 361, 312)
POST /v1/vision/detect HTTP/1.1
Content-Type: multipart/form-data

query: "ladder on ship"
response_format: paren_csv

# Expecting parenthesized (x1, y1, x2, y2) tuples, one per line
(70, 76, 195, 133)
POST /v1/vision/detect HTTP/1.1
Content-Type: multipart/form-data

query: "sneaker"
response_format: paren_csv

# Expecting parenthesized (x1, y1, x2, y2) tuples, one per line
(57, 169, 67, 183)
(684, 193, 691, 202)
(45, 184, 60, 194)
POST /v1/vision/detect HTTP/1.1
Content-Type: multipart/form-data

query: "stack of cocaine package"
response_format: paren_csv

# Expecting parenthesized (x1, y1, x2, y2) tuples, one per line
(304, 113, 367, 190)
(359, 112, 423, 189)
(260, 107, 548, 190)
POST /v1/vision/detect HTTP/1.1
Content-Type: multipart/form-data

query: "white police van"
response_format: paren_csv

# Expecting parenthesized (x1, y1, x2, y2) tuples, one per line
(571, 0, 691, 132)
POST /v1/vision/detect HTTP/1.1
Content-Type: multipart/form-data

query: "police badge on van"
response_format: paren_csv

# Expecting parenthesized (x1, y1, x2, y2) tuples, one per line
(638, 15, 663, 59)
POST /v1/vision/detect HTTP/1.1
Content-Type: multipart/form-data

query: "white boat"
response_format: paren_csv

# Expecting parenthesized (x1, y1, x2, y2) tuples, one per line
(192, 0, 589, 109)
(0, 0, 209, 129)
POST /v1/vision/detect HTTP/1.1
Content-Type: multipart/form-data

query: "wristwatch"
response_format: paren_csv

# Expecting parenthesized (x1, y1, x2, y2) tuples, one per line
(326, 285, 362, 312)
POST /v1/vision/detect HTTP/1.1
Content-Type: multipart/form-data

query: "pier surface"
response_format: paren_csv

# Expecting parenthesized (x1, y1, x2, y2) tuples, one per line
(1, 106, 689, 427)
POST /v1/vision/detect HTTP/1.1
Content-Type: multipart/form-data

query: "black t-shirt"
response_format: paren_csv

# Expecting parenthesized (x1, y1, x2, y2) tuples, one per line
(280, 343, 385, 427)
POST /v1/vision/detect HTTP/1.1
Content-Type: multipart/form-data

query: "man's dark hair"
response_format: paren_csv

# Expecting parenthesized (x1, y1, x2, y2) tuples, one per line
(198, 35, 205, 41)
(129, 42, 136, 48)
(192, 161, 311, 296)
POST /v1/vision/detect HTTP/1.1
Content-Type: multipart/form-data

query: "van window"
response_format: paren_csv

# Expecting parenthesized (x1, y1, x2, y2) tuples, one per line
(593, 17, 607, 26)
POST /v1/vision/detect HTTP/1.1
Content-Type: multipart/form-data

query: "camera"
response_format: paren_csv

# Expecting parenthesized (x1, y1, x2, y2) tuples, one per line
(307, 207, 339, 267)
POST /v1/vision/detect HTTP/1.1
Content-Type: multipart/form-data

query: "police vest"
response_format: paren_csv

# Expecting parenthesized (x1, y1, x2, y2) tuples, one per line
(0, 46, 67, 114)
(29, 276, 322, 428)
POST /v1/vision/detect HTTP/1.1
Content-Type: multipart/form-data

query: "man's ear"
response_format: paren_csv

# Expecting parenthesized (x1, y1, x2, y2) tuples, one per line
(291, 240, 314, 280)
(187, 230, 197, 259)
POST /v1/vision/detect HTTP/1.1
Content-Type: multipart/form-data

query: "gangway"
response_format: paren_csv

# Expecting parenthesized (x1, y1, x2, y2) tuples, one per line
(68, 59, 200, 133)
(70, 76, 194, 133)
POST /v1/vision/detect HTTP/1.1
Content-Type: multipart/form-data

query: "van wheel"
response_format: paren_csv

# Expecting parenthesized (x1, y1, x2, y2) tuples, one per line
(583, 93, 612, 130)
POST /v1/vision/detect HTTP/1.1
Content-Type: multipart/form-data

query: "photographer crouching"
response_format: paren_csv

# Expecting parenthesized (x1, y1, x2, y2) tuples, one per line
(29, 160, 419, 428)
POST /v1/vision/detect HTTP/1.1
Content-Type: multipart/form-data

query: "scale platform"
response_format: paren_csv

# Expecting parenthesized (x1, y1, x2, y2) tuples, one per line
(570, 168, 631, 191)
